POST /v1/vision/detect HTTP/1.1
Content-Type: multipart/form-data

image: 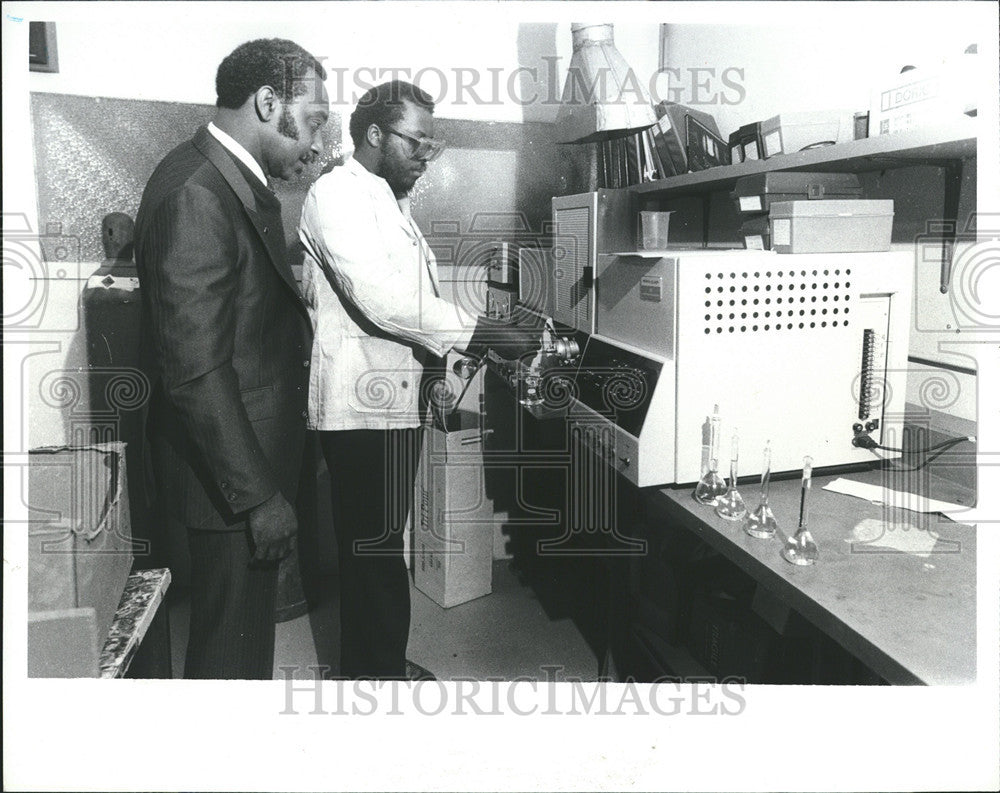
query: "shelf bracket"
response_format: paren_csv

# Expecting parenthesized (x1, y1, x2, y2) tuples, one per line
(701, 193, 712, 248)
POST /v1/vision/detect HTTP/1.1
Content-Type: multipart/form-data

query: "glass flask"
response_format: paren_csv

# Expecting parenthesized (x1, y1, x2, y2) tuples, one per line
(744, 442, 778, 538)
(694, 405, 727, 505)
(715, 432, 748, 521)
(781, 455, 819, 565)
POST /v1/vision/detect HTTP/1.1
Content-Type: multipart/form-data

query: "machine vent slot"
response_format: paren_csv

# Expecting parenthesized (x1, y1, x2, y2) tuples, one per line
(701, 267, 852, 335)
(571, 423, 615, 532)
(553, 207, 591, 330)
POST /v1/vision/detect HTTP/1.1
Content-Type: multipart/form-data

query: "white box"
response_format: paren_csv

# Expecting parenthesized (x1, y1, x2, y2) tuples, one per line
(28, 608, 100, 678)
(413, 411, 494, 608)
(28, 442, 134, 650)
(759, 110, 853, 158)
(769, 200, 894, 253)
(869, 54, 978, 136)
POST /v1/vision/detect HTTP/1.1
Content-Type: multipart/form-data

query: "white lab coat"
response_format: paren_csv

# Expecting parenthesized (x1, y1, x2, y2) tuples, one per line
(299, 156, 476, 430)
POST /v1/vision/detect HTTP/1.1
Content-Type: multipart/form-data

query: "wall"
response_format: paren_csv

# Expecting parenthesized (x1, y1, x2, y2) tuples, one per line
(22, 5, 658, 125)
(661, 12, 997, 428)
(9, 4, 666, 452)
(661, 20, 981, 139)
(2, 3, 669, 579)
(8, 2, 994, 451)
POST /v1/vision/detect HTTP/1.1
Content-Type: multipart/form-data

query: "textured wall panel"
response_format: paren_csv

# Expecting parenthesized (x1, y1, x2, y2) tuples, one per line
(30, 93, 587, 268)
(30, 92, 343, 262)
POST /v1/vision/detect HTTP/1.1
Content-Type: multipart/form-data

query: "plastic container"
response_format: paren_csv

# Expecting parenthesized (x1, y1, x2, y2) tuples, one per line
(768, 200, 894, 253)
(739, 215, 771, 250)
(637, 211, 673, 250)
(732, 172, 863, 214)
(760, 110, 854, 158)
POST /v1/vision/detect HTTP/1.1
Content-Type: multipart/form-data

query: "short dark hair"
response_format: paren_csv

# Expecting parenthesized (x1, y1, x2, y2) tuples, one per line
(349, 80, 434, 148)
(215, 38, 327, 109)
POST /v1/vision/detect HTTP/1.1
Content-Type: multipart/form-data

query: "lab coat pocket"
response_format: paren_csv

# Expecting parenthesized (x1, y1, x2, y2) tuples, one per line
(346, 337, 416, 415)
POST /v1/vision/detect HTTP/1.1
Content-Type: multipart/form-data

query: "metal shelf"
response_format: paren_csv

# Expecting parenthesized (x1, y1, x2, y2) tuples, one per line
(631, 120, 978, 199)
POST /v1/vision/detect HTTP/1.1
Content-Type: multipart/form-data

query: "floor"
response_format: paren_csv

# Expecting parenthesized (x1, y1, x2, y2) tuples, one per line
(167, 559, 601, 681)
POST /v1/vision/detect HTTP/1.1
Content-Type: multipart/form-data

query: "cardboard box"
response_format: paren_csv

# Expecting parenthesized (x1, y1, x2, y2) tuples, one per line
(688, 590, 776, 682)
(769, 199, 894, 253)
(413, 412, 494, 608)
(28, 608, 101, 678)
(869, 53, 978, 136)
(28, 442, 134, 653)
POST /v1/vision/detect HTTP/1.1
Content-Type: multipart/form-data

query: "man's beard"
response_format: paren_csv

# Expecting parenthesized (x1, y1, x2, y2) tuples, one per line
(378, 146, 418, 197)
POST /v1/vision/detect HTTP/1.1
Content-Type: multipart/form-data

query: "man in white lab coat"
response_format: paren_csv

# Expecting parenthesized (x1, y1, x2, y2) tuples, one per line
(299, 80, 540, 679)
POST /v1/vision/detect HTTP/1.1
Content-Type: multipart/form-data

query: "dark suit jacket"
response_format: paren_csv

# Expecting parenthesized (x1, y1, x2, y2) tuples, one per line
(135, 126, 311, 530)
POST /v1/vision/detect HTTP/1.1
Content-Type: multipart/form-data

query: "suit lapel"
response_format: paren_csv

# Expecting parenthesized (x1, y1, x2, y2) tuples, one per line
(193, 127, 303, 304)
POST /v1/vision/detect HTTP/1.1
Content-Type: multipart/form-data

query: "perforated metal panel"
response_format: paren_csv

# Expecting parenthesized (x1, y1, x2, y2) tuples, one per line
(553, 206, 592, 331)
(674, 251, 911, 482)
(699, 264, 855, 336)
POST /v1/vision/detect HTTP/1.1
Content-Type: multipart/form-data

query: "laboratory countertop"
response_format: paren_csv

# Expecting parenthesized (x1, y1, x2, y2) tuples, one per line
(648, 468, 976, 685)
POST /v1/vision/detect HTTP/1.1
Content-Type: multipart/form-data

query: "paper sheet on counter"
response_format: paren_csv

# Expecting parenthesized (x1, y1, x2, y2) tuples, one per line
(822, 477, 964, 514)
(847, 517, 939, 558)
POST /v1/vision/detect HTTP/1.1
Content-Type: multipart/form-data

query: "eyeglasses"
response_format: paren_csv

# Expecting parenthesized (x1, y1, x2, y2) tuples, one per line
(383, 127, 446, 162)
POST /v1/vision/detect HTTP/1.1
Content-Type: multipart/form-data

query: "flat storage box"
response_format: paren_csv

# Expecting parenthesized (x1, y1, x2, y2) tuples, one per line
(739, 215, 771, 250)
(28, 442, 134, 673)
(731, 172, 863, 214)
(413, 411, 494, 608)
(760, 110, 854, 158)
(769, 199, 894, 253)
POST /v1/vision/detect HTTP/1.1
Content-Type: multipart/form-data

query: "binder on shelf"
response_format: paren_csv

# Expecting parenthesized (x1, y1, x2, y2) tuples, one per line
(651, 101, 729, 175)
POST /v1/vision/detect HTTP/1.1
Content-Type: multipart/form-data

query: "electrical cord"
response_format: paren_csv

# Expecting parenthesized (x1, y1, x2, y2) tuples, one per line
(854, 434, 975, 472)
(853, 434, 974, 454)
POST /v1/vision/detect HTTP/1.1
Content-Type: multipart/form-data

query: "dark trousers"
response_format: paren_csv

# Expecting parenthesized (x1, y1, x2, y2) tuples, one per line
(319, 428, 421, 679)
(184, 526, 278, 679)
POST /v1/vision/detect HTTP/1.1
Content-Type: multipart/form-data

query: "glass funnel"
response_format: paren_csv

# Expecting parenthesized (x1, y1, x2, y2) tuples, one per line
(744, 442, 778, 538)
(694, 405, 727, 505)
(715, 432, 747, 521)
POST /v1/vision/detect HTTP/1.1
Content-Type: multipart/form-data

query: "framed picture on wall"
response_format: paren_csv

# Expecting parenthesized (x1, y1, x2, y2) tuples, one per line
(29, 21, 59, 73)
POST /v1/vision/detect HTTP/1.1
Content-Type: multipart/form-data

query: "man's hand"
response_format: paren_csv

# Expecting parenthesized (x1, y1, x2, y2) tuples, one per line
(247, 491, 298, 563)
(466, 314, 545, 360)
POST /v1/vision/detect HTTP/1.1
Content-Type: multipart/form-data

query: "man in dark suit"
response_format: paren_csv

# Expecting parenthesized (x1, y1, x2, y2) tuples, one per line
(134, 39, 330, 678)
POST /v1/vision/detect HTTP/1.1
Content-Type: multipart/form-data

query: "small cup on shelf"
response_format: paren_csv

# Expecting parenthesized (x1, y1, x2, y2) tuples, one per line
(637, 211, 673, 251)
